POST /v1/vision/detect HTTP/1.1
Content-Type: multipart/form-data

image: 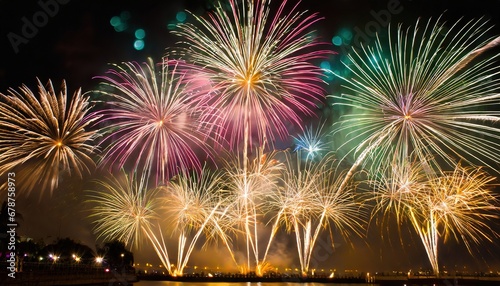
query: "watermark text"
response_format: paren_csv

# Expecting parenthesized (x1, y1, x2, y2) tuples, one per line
(6, 0, 70, 54)
(6, 172, 17, 278)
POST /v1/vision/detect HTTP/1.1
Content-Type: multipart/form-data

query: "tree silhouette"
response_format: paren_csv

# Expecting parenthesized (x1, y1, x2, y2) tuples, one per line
(96, 240, 134, 271)
(40, 237, 94, 264)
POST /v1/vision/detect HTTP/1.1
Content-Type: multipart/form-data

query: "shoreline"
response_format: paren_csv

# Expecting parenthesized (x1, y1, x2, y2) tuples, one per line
(138, 274, 500, 285)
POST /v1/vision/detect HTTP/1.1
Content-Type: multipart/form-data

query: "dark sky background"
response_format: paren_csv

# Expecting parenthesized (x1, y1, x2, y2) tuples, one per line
(1, 0, 500, 273)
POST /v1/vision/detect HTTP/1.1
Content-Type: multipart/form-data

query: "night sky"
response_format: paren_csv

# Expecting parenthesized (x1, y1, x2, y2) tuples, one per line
(1, 0, 500, 273)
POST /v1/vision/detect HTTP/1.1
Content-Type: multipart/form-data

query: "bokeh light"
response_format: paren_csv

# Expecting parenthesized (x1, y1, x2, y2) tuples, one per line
(110, 12, 130, 32)
(110, 16, 121, 27)
(176, 11, 187, 23)
(340, 28, 353, 40)
(133, 39, 144, 50)
(120, 10, 131, 20)
(167, 21, 177, 30)
(135, 28, 146, 39)
(320, 61, 331, 71)
(332, 36, 342, 46)
(114, 24, 127, 32)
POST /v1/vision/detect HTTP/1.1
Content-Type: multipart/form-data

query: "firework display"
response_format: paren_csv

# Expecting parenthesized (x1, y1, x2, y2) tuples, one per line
(0, 79, 99, 195)
(170, 0, 332, 274)
(269, 151, 364, 276)
(87, 167, 232, 276)
(222, 148, 284, 275)
(292, 121, 331, 161)
(2, 0, 500, 279)
(369, 160, 499, 276)
(171, 0, 331, 149)
(95, 58, 212, 185)
(87, 171, 162, 248)
(162, 167, 232, 276)
(87, 171, 176, 273)
(333, 17, 500, 177)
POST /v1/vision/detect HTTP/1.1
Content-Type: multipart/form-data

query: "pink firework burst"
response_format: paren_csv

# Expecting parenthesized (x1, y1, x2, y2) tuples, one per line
(95, 58, 213, 184)
(172, 0, 332, 150)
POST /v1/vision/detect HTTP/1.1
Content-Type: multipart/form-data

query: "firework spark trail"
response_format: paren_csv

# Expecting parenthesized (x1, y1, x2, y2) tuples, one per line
(172, 0, 330, 273)
(410, 164, 499, 276)
(0, 79, 99, 196)
(332, 17, 500, 182)
(369, 159, 499, 276)
(162, 166, 232, 276)
(86, 171, 174, 273)
(201, 199, 240, 269)
(292, 120, 331, 161)
(223, 148, 283, 275)
(267, 151, 365, 276)
(95, 58, 212, 185)
(142, 224, 173, 274)
(367, 156, 431, 227)
(172, 0, 330, 149)
(87, 167, 240, 277)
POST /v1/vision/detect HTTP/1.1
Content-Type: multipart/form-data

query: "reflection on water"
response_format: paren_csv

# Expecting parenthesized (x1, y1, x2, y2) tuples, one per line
(134, 282, 375, 286)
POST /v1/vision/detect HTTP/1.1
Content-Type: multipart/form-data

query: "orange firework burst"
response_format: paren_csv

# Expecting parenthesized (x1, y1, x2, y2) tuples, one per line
(0, 79, 99, 196)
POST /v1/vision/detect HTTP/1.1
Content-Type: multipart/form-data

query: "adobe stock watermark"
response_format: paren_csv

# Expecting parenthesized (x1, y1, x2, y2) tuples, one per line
(6, 172, 17, 279)
(308, 235, 335, 275)
(354, 0, 404, 47)
(6, 0, 70, 54)
(338, 0, 406, 56)
(280, 235, 335, 282)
